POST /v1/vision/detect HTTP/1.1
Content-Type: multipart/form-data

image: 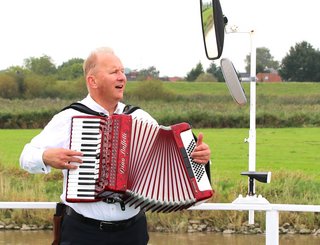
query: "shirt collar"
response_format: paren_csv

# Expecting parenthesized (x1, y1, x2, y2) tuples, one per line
(81, 94, 125, 115)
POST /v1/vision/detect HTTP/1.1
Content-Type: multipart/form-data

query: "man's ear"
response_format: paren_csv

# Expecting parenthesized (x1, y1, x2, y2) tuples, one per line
(87, 75, 98, 89)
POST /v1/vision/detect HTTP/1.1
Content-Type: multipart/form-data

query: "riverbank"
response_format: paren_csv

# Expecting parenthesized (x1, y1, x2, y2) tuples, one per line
(1, 218, 320, 237)
(4, 230, 320, 245)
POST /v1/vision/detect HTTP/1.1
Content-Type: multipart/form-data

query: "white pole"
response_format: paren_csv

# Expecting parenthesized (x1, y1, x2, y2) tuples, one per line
(225, 27, 258, 224)
(248, 30, 257, 224)
(248, 30, 256, 172)
(266, 210, 279, 245)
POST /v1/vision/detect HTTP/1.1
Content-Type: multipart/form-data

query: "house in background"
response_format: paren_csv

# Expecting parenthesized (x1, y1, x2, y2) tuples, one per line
(239, 70, 282, 83)
(257, 72, 282, 82)
(257, 68, 282, 82)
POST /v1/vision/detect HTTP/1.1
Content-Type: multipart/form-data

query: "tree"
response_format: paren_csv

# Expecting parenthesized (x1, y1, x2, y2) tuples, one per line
(245, 47, 279, 73)
(23, 73, 49, 98)
(57, 58, 84, 80)
(206, 62, 223, 82)
(279, 41, 320, 82)
(0, 73, 19, 98)
(24, 55, 57, 76)
(136, 66, 160, 81)
(195, 73, 217, 82)
(185, 62, 204, 81)
(5, 66, 27, 95)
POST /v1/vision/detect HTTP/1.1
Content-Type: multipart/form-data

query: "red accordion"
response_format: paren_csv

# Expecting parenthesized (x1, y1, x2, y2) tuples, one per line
(66, 115, 213, 212)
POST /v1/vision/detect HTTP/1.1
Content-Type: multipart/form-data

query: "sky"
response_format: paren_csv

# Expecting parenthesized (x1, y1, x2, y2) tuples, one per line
(0, 0, 319, 77)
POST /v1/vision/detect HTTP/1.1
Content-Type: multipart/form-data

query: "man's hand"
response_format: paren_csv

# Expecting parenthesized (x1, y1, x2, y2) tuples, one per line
(190, 132, 211, 164)
(42, 148, 83, 169)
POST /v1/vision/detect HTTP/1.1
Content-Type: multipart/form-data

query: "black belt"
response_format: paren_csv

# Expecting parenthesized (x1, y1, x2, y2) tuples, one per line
(65, 206, 144, 232)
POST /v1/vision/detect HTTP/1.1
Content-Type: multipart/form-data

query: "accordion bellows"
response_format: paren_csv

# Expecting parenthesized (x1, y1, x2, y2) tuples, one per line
(66, 115, 213, 212)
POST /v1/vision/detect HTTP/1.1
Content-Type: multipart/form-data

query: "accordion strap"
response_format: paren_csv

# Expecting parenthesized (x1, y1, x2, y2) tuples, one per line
(61, 102, 140, 116)
(122, 104, 140, 114)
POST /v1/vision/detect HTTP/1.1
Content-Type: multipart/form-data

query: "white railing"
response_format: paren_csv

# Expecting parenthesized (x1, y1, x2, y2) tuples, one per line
(1, 201, 320, 245)
(190, 203, 320, 245)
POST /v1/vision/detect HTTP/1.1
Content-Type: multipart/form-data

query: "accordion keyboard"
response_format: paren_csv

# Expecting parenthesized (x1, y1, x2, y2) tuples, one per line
(66, 117, 103, 201)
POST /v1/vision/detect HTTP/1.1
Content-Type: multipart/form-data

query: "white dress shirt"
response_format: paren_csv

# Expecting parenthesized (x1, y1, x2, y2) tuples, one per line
(20, 94, 157, 221)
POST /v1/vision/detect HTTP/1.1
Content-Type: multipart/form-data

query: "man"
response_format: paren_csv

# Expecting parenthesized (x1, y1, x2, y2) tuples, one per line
(20, 47, 211, 245)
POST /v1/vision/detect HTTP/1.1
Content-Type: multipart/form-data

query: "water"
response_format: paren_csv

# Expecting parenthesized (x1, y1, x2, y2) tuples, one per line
(1, 230, 320, 245)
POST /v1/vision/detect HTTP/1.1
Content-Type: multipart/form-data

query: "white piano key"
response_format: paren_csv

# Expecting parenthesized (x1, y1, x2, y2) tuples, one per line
(66, 194, 95, 200)
(67, 190, 96, 195)
(67, 184, 96, 190)
(67, 174, 99, 180)
(68, 169, 99, 174)
(67, 178, 96, 183)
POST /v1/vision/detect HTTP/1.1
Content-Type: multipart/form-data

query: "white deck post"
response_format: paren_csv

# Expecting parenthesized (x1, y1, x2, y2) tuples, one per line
(266, 209, 279, 245)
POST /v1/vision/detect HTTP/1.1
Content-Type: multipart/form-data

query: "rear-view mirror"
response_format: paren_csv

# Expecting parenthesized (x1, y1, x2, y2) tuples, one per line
(200, 0, 226, 60)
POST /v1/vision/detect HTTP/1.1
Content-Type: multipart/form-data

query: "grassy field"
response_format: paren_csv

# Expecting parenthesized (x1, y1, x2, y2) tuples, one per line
(1, 81, 320, 128)
(1, 81, 320, 229)
(126, 81, 320, 96)
(1, 127, 320, 229)
(1, 127, 320, 200)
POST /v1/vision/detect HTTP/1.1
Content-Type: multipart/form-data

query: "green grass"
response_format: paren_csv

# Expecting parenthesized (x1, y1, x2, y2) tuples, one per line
(195, 128, 320, 180)
(126, 81, 320, 96)
(1, 81, 320, 228)
(2, 127, 320, 183)
(2, 127, 320, 227)
(0, 129, 41, 167)
(2, 82, 320, 128)
(1, 128, 320, 228)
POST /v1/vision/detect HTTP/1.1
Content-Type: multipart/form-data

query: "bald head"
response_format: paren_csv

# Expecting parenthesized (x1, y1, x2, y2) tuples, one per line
(83, 47, 115, 78)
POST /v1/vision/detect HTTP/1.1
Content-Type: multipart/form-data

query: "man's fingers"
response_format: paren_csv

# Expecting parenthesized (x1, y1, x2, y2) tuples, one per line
(63, 162, 78, 170)
(68, 156, 83, 164)
(68, 150, 83, 157)
(191, 132, 211, 164)
(64, 150, 83, 169)
(196, 132, 204, 147)
(191, 150, 211, 163)
(43, 148, 83, 169)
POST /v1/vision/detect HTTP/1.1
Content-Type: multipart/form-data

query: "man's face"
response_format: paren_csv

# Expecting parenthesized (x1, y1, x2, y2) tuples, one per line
(89, 53, 127, 104)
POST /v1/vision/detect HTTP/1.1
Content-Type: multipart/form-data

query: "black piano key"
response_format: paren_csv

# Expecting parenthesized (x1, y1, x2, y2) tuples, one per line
(77, 189, 95, 192)
(83, 160, 97, 164)
(81, 144, 99, 147)
(78, 172, 95, 175)
(77, 182, 95, 185)
(83, 153, 99, 157)
(81, 137, 100, 140)
(82, 120, 101, 124)
(79, 165, 95, 169)
(81, 149, 99, 153)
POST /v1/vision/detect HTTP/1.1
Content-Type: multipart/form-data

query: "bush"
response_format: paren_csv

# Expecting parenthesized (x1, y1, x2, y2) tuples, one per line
(50, 78, 87, 99)
(0, 73, 19, 98)
(0, 111, 55, 129)
(195, 73, 217, 82)
(126, 80, 177, 101)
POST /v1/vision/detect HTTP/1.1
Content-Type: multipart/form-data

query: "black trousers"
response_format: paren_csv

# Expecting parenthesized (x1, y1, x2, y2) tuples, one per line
(59, 213, 149, 245)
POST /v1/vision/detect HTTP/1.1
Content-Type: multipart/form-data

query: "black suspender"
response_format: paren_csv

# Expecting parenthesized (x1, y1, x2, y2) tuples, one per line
(61, 102, 140, 116)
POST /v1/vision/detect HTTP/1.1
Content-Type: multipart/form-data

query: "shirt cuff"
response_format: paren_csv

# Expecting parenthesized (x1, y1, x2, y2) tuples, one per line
(37, 149, 51, 174)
